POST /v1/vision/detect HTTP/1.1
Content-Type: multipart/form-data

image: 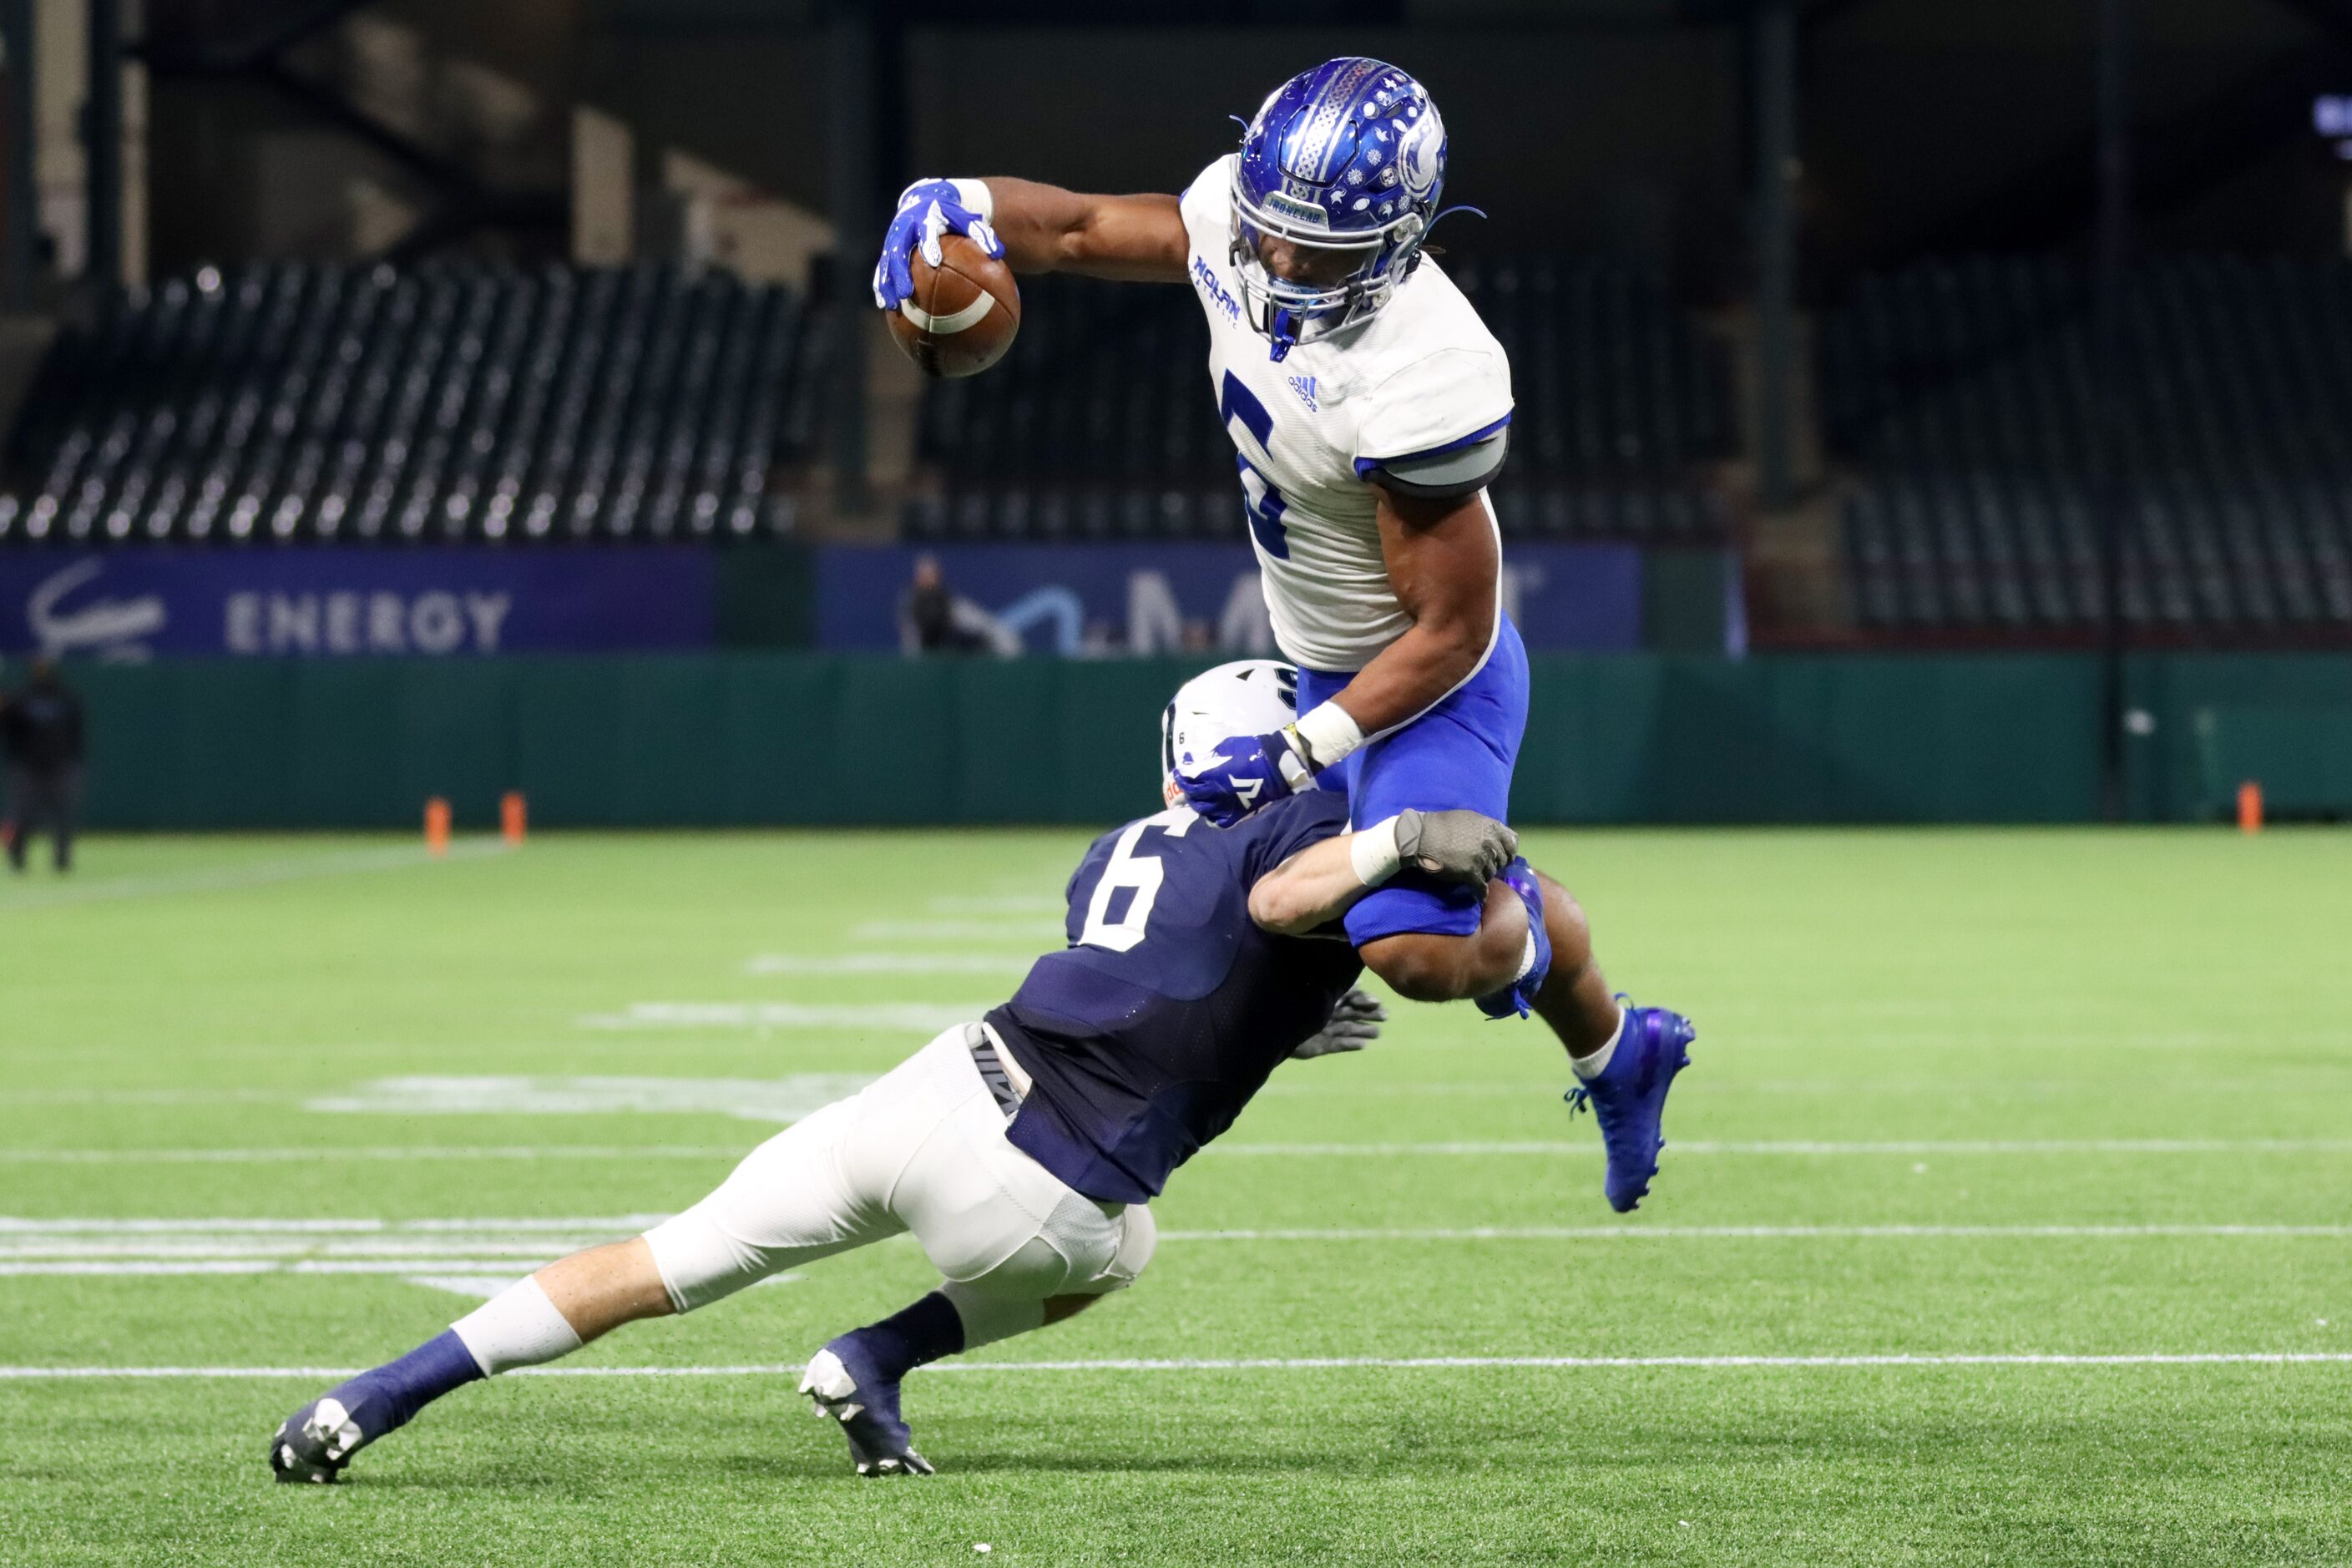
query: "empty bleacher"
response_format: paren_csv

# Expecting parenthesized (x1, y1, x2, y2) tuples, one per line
(1827, 255, 2352, 636)
(903, 258, 1732, 544)
(0, 262, 822, 547)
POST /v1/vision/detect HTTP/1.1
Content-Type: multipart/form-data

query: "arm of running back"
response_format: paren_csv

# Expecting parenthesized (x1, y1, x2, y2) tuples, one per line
(979, 178, 1190, 284)
(1310, 485, 1498, 738)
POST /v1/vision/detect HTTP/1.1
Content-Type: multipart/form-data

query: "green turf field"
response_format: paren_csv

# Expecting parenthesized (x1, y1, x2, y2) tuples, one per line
(3, 827, 2349, 1565)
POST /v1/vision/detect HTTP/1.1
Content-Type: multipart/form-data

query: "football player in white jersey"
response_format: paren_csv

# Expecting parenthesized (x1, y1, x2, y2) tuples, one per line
(873, 57, 1694, 1212)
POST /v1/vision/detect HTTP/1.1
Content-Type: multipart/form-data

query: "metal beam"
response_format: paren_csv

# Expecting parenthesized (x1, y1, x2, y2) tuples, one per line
(2093, 0, 2131, 821)
(135, 0, 563, 261)
(130, 0, 381, 76)
(253, 54, 484, 199)
(3, 0, 36, 308)
(83, 0, 120, 291)
(1753, 0, 1798, 509)
(826, 0, 877, 516)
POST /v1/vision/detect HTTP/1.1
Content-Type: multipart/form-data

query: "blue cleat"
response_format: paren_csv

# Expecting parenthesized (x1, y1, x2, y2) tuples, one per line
(1565, 1000, 1696, 1212)
(1475, 857, 1551, 1020)
(801, 1333, 936, 1477)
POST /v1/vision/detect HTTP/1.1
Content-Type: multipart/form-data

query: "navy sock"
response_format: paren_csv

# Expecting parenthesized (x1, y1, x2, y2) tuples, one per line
(853, 1292, 967, 1383)
(326, 1329, 484, 1445)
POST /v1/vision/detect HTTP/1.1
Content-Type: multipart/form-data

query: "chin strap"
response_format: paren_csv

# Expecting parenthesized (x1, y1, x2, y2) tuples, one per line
(1267, 306, 1299, 362)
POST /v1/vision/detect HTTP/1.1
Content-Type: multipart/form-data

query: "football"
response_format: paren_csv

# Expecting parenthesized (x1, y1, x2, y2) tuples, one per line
(887, 231, 1021, 378)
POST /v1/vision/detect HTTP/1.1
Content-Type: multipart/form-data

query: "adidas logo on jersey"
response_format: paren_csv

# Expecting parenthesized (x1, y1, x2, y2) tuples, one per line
(1287, 375, 1318, 413)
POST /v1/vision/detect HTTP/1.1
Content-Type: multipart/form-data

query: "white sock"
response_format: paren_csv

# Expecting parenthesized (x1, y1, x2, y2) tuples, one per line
(450, 1277, 584, 1376)
(1570, 1006, 1626, 1082)
(939, 1282, 1046, 1353)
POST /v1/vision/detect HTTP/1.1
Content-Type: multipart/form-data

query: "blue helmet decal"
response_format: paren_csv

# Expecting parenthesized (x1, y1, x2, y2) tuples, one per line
(1230, 58, 1449, 361)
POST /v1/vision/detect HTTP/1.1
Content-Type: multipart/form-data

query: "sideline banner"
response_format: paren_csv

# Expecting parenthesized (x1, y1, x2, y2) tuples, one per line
(0, 549, 716, 658)
(816, 541, 1644, 656)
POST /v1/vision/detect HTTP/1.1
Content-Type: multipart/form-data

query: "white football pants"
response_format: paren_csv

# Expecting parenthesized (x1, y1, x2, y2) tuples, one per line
(642, 1024, 1156, 1318)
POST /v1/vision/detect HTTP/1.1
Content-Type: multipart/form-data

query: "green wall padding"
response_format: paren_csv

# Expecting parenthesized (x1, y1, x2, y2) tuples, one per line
(59, 651, 2352, 829)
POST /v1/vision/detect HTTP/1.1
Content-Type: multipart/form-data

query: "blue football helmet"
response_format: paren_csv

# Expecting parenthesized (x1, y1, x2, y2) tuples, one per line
(1230, 58, 1448, 362)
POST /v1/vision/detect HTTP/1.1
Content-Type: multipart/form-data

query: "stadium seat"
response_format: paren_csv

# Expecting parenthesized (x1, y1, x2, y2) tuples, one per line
(911, 260, 1732, 543)
(1830, 253, 2352, 638)
(0, 261, 820, 549)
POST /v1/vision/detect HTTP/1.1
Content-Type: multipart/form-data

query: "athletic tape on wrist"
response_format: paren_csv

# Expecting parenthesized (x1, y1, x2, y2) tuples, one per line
(1349, 814, 1404, 888)
(949, 179, 995, 221)
(1292, 701, 1366, 771)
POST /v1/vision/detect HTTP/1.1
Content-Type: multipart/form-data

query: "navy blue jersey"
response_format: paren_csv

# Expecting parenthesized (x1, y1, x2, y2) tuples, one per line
(991, 792, 1362, 1204)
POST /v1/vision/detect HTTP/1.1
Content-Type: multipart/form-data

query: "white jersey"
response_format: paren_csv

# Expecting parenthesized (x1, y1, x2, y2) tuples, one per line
(1179, 154, 1513, 674)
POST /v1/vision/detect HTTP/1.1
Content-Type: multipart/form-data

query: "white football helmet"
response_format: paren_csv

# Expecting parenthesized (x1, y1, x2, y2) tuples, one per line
(1161, 659, 1300, 809)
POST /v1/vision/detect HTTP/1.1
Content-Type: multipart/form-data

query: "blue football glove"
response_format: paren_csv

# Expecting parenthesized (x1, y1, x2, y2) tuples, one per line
(1176, 728, 1318, 827)
(872, 180, 1004, 312)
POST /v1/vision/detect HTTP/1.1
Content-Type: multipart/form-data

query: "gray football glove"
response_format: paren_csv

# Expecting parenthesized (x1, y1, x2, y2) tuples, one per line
(1393, 808, 1519, 888)
(1291, 988, 1388, 1060)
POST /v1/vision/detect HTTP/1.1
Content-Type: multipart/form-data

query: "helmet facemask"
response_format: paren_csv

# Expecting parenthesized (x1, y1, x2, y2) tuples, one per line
(1228, 189, 1425, 362)
(1227, 58, 1449, 362)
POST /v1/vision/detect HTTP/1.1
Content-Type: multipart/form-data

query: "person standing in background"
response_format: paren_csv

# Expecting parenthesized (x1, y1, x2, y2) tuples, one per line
(3, 656, 86, 874)
(898, 554, 1004, 655)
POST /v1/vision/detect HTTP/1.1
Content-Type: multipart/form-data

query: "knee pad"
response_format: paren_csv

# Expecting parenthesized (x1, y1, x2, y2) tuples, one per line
(1094, 1201, 1156, 1294)
(950, 1195, 1155, 1302)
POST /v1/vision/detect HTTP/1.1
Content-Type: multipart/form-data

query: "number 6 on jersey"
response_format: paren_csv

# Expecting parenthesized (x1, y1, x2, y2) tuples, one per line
(1077, 812, 1196, 951)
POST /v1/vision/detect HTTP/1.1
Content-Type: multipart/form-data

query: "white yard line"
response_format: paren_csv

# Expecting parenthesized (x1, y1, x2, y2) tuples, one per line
(743, 953, 1032, 975)
(1211, 1138, 2352, 1156)
(13, 1219, 2347, 1242)
(0, 841, 507, 912)
(852, 920, 1064, 943)
(304, 1075, 873, 1121)
(0, 1146, 745, 1163)
(11, 1136, 2352, 1164)
(0, 1216, 670, 1232)
(7, 1353, 2352, 1380)
(2, 1216, 2344, 1276)
(0, 1214, 683, 1292)
(0, 1080, 2312, 1110)
(1151, 1224, 2352, 1241)
(575, 1003, 990, 1032)
(0, 1261, 552, 1276)
(0, 1088, 296, 1106)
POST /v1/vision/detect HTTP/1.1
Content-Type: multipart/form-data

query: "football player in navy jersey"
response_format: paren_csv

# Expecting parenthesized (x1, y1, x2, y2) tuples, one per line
(270, 662, 1524, 1485)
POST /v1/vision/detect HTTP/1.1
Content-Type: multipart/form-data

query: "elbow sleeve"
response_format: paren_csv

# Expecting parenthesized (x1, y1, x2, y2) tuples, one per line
(1359, 428, 1510, 502)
